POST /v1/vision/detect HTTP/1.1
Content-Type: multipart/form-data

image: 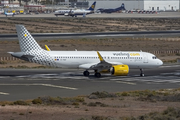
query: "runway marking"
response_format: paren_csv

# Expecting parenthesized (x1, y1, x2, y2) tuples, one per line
(110, 76, 180, 84)
(116, 81, 136, 85)
(110, 79, 136, 85)
(41, 84, 77, 90)
(160, 65, 180, 68)
(0, 92, 9, 95)
(0, 84, 78, 90)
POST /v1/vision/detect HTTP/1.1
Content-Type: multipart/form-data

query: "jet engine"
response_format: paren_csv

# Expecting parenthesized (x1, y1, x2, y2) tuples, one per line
(110, 65, 129, 76)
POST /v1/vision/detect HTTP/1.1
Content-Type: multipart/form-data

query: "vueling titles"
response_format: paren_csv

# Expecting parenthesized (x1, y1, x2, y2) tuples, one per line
(113, 52, 140, 57)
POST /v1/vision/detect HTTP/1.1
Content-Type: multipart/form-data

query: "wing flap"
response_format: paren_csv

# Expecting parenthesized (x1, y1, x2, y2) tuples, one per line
(79, 63, 98, 69)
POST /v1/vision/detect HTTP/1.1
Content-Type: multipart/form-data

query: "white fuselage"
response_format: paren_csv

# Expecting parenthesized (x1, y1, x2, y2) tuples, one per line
(72, 9, 92, 15)
(54, 10, 71, 15)
(5, 12, 14, 16)
(46, 51, 162, 69)
(54, 9, 93, 16)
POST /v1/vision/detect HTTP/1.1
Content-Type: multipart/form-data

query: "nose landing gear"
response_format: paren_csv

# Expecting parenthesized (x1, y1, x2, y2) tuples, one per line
(140, 69, 144, 77)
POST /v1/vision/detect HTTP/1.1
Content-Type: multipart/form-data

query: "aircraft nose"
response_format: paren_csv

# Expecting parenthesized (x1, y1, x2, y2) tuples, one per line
(158, 59, 163, 66)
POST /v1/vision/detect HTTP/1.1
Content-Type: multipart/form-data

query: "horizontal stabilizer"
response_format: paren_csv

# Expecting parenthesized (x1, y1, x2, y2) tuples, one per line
(8, 52, 34, 60)
(21, 55, 35, 59)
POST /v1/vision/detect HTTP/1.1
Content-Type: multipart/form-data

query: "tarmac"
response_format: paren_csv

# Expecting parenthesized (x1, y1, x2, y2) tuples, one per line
(0, 12, 180, 18)
(0, 64, 180, 101)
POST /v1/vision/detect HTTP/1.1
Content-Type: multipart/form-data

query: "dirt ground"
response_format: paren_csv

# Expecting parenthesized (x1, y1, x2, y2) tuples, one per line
(0, 96, 180, 120)
(0, 18, 180, 33)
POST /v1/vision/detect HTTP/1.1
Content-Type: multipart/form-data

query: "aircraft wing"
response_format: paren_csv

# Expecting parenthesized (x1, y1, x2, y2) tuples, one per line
(79, 51, 123, 72)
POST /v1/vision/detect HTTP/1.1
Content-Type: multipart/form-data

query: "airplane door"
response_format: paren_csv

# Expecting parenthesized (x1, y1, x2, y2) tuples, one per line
(143, 54, 148, 63)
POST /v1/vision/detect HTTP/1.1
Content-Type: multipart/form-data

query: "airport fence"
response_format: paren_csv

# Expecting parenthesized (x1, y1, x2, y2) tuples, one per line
(150, 50, 180, 55)
(0, 56, 20, 61)
(1, 50, 180, 61)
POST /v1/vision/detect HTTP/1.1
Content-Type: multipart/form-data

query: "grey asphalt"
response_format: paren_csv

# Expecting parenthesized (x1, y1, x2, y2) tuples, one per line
(0, 12, 180, 18)
(0, 64, 180, 101)
(1, 31, 180, 41)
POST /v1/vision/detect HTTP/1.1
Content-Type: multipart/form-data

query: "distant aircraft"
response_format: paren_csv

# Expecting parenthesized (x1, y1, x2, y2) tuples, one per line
(8, 25, 163, 77)
(4, 11, 15, 17)
(0, 9, 4, 14)
(54, 1, 96, 17)
(137, 10, 157, 14)
(97, 3, 125, 13)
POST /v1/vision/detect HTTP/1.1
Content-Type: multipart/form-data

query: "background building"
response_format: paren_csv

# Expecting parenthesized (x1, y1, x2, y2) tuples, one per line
(0, 0, 20, 7)
(0, 0, 179, 11)
(86, 0, 180, 11)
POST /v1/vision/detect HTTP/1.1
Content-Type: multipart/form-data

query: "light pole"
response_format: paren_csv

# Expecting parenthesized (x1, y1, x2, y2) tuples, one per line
(52, 0, 53, 12)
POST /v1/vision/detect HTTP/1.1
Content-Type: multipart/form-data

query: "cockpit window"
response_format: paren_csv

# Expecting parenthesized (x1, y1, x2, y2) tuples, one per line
(152, 56, 157, 59)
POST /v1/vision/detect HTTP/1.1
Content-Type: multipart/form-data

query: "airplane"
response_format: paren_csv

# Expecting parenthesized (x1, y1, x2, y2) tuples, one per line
(0, 9, 4, 14)
(8, 25, 163, 77)
(97, 3, 125, 13)
(54, 1, 96, 17)
(137, 10, 157, 14)
(4, 11, 15, 17)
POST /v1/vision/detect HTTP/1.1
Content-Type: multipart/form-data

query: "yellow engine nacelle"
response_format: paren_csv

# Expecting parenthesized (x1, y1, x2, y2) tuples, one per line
(110, 65, 129, 76)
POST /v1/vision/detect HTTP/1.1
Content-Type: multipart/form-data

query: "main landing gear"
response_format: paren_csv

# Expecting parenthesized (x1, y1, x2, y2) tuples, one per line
(83, 70, 101, 78)
(83, 70, 89, 76)
(94, 72, 101, 77)
(140, 69, 144, 77)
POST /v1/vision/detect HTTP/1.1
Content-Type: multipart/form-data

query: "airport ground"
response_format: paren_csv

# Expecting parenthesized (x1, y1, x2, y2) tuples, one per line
(0, 14, 180, 120)
(1, 13, 180, 34)
(0, 11, 180, 18)
(1, 66, 180, 120)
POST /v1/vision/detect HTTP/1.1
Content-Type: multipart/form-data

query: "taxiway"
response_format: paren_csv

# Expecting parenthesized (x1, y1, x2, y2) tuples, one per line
(0, 12, 180, 18)
(0, 64, 180, 101)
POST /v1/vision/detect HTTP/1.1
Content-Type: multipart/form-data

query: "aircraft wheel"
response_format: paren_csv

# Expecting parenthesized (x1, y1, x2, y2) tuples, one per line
(140, 73, 144, 77)
(83, 70, 89, 76)
(140, 69, 144, 77)
(95, 72, 101, 78)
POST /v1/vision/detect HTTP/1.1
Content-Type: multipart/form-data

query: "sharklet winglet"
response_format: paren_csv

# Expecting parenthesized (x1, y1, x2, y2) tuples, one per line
(97, 51, 104, 62)
(45, 45, 51, 51)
